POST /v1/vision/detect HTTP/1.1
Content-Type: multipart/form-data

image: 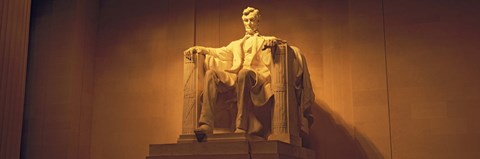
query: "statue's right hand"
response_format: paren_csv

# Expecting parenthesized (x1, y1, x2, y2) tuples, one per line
(184, 46, 207, 57)
(183, 47, 194, 57)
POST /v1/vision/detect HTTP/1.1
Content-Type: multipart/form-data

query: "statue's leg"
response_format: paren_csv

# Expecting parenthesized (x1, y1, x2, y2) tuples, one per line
(198, 70, 220, 132)
(235, 69, 256, 133)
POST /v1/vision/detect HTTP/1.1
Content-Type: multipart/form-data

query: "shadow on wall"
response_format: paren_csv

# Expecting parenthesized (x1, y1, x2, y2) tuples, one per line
(303, 101, 384, 159)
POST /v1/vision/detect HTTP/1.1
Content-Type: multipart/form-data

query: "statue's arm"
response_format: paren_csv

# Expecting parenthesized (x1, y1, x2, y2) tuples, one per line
(183, 46, 211, 56)
(184, 44, 233, 61)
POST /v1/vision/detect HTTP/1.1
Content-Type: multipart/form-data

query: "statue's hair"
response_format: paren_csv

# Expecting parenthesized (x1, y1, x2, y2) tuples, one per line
(242, 7, 260, 21)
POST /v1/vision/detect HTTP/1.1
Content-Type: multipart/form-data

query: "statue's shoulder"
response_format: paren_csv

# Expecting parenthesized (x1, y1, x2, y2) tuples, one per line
(232, 38, 244, 43)
(261, 35, 276, 39)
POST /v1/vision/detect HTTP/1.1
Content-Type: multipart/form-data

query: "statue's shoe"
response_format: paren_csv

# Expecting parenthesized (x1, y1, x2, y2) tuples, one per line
(234, 128, 246, 134)
(194, 124, 213, 134)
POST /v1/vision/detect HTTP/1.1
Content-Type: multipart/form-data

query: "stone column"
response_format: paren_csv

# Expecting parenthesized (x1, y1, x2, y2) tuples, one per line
(0, 0, 31, 158)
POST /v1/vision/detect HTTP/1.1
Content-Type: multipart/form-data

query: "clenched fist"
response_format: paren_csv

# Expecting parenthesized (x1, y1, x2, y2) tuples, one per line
(263, 37, 286, 50)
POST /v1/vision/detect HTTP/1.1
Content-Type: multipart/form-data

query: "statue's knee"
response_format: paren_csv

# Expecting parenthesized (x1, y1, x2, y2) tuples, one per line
(205, 70, 217, 80)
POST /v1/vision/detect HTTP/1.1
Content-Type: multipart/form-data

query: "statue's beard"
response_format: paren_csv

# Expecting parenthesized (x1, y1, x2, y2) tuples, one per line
(245, 28, 257, 35)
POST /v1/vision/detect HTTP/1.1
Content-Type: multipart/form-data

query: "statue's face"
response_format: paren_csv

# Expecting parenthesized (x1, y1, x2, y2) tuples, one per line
(243, 14, 259, 35)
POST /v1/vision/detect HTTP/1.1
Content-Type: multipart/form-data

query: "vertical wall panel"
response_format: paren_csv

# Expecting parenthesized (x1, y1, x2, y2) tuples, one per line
(0, 0, 31, 158)
(348, 0, 391, 158)
(196, 0, 220, 48)
(91, 0, 194, 158)
(385, 0, 480, 159)
(21, 0, 97, 158)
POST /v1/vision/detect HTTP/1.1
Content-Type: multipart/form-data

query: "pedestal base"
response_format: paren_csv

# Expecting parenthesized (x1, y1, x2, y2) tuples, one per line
(147, 140, 314, 159)
(177, 133, 265, 143)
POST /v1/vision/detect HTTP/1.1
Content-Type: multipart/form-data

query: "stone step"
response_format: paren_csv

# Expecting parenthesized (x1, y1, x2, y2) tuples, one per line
(147, 140, 314, 159)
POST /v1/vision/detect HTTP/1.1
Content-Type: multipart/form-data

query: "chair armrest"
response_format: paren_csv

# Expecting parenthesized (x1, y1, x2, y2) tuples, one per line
(181, 54, 205, 135)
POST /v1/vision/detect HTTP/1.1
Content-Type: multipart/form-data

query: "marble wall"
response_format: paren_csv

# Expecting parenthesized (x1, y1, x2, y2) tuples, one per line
(20, 0, 480, 159)
(0, 0, 31, 158)
(22, 0, 97, 158)
(90, 0, 194, 158)
(385, 1, 480, 158)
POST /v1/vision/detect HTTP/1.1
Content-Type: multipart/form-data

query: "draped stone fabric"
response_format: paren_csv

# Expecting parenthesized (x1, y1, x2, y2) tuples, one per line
(204, 33, 273, 107)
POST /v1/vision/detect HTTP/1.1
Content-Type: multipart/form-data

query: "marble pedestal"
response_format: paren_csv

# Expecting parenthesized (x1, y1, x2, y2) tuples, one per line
(147, 134, 314, 159)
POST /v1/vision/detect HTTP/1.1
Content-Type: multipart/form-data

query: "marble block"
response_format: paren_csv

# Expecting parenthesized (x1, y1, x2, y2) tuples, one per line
(147, 140, 314, 159)
(177, 132, 264, 143)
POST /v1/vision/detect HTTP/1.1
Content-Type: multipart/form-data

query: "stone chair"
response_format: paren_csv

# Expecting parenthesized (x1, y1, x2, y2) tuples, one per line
(179, 43, 309, 147)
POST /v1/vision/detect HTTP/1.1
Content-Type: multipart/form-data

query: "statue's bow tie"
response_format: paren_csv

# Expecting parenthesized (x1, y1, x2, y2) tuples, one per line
(244, 32, 260, 39)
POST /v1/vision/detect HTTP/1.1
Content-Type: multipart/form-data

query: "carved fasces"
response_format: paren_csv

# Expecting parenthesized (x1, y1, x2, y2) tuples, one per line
(268, 44, 301, 146)
(182, 54, 204, 135)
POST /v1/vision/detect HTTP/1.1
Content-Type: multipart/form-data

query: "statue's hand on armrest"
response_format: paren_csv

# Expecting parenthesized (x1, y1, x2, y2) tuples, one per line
(263, 37, 287, 50)
(184, 46, 208, 60)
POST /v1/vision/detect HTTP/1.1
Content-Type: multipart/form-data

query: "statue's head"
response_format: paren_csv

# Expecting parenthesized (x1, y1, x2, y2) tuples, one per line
(242, 7, 260, 35)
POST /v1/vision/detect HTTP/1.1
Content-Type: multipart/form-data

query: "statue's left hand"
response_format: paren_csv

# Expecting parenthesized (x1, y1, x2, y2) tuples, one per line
(263, 37, 286, 50)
